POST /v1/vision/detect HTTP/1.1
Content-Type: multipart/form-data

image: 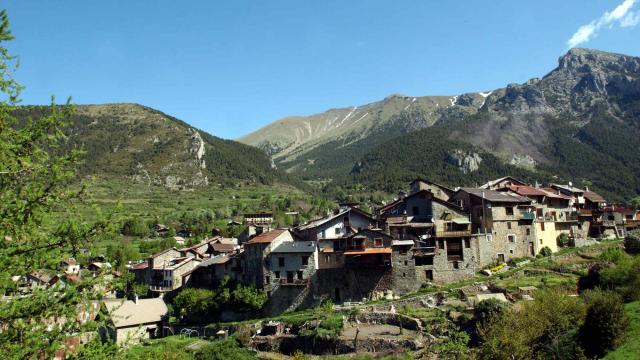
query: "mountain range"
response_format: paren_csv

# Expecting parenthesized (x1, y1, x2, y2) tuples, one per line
(14, 104, 300, 190)
(239, 48, 640, 201)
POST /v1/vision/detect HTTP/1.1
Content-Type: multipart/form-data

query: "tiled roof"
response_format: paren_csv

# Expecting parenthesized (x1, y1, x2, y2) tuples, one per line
(211, 243, 235, 253)
(271, 241, 316, 253)
(551, 184, 585, 194)
(506, 185, 548, 197)
(246, 229, 287, 244)
(540, 188, 572, 200)
(584, 191, 606, 203)
(103, 298, 168, 328)
(458, 188, 530, 203)
(131, 262, 148, 270)
(199, 255, 231, 267)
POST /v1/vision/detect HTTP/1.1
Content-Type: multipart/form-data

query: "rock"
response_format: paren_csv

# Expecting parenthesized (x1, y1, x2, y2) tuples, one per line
(447, 150, 482, 173)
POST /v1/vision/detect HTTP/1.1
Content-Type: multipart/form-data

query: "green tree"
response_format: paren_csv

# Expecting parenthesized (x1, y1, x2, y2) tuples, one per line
(579, 290, 629, 358)
(624, 230, 640, 255)
(474, 298, 508, 327)
(0, 10, 116, 357)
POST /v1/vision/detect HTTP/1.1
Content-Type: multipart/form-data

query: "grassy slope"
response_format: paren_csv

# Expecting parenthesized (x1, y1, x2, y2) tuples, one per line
(603, 301, 640, 360)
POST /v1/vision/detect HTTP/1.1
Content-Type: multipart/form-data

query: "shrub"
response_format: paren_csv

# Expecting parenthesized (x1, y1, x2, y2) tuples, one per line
(557, 233, 570, 248)
(624, 230, 640, 255)
(579, 290, 629, 358)
(539, 246, 553, 257)
(475, 298, 508, 326)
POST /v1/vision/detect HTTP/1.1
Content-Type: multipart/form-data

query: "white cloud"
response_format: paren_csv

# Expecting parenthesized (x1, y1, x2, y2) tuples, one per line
(567, 0, 639, 48)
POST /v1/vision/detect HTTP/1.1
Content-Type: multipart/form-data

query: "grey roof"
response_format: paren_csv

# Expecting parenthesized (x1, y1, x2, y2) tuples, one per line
(551, 184, 585, 194)
(103, 298, 168, 328)
(460, 188, 530, 203)
(295, 210, 349, 231)
(271, 241, 316, 253)
(392, 240, 415, 246)
(199, 255, 231, 267)
(479, 176, 526, 189)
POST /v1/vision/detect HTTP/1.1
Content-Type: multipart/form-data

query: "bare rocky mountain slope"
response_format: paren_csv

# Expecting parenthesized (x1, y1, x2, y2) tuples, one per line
(239, 48, 640, 200)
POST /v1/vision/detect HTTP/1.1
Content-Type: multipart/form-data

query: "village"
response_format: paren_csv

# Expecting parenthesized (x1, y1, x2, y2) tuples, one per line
(10, 176, 640, 353)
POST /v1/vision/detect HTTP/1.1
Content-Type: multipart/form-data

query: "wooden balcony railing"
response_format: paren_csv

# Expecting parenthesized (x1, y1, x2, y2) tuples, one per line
(436, 230, 472, 238)
(279, 278, 309, 286)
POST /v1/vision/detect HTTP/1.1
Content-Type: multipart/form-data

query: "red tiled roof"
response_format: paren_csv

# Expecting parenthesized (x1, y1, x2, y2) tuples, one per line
(344, 248, 392, 255)
(246, 229, 287, 245)
(540, 188, 572, 200)
(211, 243, 235, 253)
(507, 185, 548, 197)
(584, 191, 606, 203)
(131, 262, 148, 270)
(64, 274, 81, 283)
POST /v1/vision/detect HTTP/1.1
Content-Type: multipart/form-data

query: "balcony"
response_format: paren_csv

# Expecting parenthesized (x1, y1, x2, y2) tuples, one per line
(520, 212, 535, 221)
(279, 278, 309, 286)
(149, 284, 176, 292)
(436, 230, 472, 238)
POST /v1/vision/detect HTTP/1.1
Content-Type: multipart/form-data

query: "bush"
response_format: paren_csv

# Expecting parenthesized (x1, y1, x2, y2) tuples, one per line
(557, 233, 570, 248)
(624, 230, 640, 255)
(579, 290, 629, 358)
(475, 298, 508, 326)
(539, 246, 553, 257)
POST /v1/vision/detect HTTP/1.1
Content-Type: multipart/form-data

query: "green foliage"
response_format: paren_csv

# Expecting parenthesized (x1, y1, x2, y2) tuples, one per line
(580, 290, 629, 358)
(604, 301, 640, 359)
(474, 298, 508, 326)
(124, 336, 196, 360)
(624, 230, 640, 255)
(172, 279, 266, 323)
(539, 246, 553, 257)
(630, 197, 640, 210)
(557, 233, 570, 248)
(195, 337, 256, 360)
(0, 11, 118, 357)
(579, 251, 640, 302)
(478, 290, 587, 360)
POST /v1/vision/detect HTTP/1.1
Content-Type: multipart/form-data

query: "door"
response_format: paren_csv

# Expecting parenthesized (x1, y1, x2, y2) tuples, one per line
(529, 242, 535, 256)
(497, 253, 505, 263)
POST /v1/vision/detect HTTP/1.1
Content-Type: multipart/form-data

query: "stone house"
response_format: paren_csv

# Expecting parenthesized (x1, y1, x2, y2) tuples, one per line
(265, 240, 318, 313)
(148, 255, 200, 293)
(409, 178, 455, 202)
(60, 259, 80, 275)
(450, 188, 534, 264)
(101, 297, 168, 346)
(242, 229, 293, 289)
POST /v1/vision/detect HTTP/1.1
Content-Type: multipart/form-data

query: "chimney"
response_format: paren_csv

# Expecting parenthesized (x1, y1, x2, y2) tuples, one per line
(585, 186, 589, 192)
(568, 181, 573, 187)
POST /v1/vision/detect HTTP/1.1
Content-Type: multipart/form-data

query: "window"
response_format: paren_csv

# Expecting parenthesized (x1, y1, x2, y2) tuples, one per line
(541, 222, 546, 231)
(374, 238, 383, 247)
(412, 206, 420, 216)
(508, 235, 516, 243)
(509, 249, 514, 254)
(324, 255, 330, 263)
(274, 271, 280, 279)
(438, 240, 445, 249)
(334, 228, 341, 235)
(425, 270, 433, 280)
(486, 234, 493, 241)
(539, 238, 543, 244)
(402, 272, 406, 277)
(302, 256, 309, 266)
(404, 260, 408, 266)
(507, 222, 512, 230)
(506, 207, 514, 216)
(453, 261, 459, 269)
(265, 276, 270, 284)
(278, 257, 285, 267)
(526, 228, 531, 236)
(297, 271, 303, 280)
(464, 238, 470, 248)
(415, 256, 434, 266)
(320, 230, 326, 239)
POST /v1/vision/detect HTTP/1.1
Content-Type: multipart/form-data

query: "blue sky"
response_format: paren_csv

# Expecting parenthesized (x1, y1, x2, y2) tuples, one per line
(4, 1, 640, 139)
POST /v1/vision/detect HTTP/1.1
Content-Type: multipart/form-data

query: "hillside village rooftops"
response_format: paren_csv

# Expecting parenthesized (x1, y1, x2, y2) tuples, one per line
(153, 256, 193, 270)
(540, 188, 573, 200)
(271, 241, 316, 253)
(458, 188, 530, 203)
(211, 243, 235, 253)
(296, 208, 361, 231)
(103, 298, 168, 328)
(245, 229, 287, 245)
